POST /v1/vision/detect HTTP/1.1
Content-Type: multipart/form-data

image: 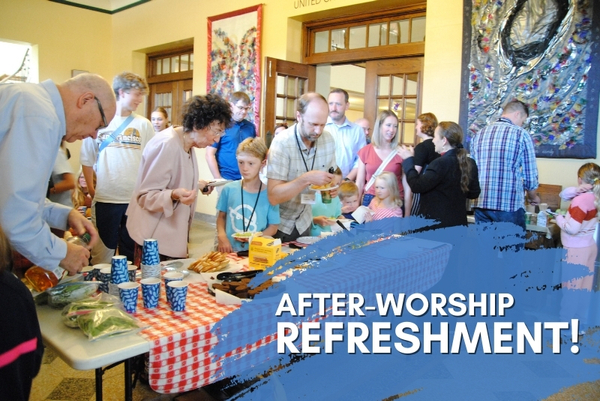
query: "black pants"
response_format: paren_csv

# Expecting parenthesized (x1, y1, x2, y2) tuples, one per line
(94, 202, 135, 262)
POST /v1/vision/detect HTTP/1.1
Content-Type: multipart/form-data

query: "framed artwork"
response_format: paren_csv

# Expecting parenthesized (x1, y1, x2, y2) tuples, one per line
(460, 0, 600, 158)
(208, 5, 262, 133)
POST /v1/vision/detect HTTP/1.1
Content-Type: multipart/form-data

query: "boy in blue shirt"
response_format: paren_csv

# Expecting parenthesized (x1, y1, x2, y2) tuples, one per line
(311, 168, 343, 236)
(216, 138, 279, 253)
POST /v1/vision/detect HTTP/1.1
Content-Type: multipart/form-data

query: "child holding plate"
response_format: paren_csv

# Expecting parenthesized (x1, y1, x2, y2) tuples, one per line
(310, 167, 343, 236)
(216, 138, 280, 253)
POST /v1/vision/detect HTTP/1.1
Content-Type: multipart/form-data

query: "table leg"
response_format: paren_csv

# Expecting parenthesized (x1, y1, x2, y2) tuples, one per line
(124, 358, 133, 401)
(95, 367, 103, 400)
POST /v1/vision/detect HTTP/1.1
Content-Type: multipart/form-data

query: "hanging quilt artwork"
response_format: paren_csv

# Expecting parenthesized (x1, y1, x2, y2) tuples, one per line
(461, 0, 599, 158)
(208, 5, 262, 132)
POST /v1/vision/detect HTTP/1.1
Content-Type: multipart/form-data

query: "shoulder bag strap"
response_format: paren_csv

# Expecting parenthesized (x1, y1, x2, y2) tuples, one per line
(98, 114, 135, 153)
(364, 148, 398, 192)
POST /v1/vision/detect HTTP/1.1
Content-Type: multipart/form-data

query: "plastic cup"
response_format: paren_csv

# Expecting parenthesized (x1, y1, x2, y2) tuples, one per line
(164, 272, 184, 302)
(98, 267, 111, 293)
(111, 255, 128, 285)
(128, 265, 138, 282)
(167, 281, 188, 311)
(118, 282, 140, 313)
(142, 239, 160, 266)
(141, 278, 161, 309)
(321, 190, 332, 204)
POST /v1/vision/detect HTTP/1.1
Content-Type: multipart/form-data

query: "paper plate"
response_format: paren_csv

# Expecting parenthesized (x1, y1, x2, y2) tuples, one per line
(232, 231, 262, 239)
(296, 236, 321, 245)
(208, 179, 230, 187)
(309, 184, 339, 191)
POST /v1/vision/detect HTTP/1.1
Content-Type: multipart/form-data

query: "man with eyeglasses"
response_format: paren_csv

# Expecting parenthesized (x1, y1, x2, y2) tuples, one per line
(0, 73, 116, 275)
(80, 72, 155, 263)
(471, 100, 540, 230)
(205, 91, 256, 184)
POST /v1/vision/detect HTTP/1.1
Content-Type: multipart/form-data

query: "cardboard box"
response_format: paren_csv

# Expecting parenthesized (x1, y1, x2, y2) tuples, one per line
(249, 237, 281, 269)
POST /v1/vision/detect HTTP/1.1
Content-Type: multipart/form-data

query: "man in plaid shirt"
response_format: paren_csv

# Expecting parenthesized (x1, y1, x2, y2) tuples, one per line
(471, 100, 540, 230)
(267, 93, 337, 242)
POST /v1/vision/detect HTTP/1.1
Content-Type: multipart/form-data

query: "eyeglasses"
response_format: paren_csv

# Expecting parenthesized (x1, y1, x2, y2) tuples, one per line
(234, 103, 252, 112)
(210, 125, 225, 137)
(94, 96, 108, 130)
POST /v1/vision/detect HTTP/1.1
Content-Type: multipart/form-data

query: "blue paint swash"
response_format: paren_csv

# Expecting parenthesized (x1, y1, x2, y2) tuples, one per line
(209, 217, 600, 400)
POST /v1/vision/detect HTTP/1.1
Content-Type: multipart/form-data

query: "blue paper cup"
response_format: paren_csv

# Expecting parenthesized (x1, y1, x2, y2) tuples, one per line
(167, 281, 188, 311)
(81, 265, 95, 281)
(141, 278, 161, 309)
(128, 265, 138, 282)
(98, 267, 111, 293)
(164, 272, 184, 302)
(92, 263, 110, 282)
(142, 239, 160, 266)
(111, 255, 128, 284)
(118, 282, 140, 313)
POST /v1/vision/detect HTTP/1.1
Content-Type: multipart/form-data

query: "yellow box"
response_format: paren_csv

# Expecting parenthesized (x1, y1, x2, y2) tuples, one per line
(249, 237, 282, 269)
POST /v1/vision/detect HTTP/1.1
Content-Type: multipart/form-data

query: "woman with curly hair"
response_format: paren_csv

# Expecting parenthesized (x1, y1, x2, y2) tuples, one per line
(127, 94, 232, 263)
(404, 113, 439, 215)
(398, 121, 480, 229)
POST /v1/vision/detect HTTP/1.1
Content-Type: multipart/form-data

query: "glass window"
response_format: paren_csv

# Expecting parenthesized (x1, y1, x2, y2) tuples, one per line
(368, 24, 382, 47)
(378, 98, 390, 113)
(405, 100, 417, 120)
(171, 56, 179, 73)
(315, 31, 329, 53)
(411, 17, 426, 42)
(162, 58, 170, 74)
(399, 20, 410, 44)
(392, 75, 404, 96)
(286, 99, 296, 118)
(286, 77, 296, 95)
(276, 75, 285, 95)
(189, 53, 194, 70)
(403, 122, 416, 145)
(349, 25, 366, 49)
(180, 54, 189, 72)
(331, 28, 346, 50)
(389, 21, 400, 45)
(378, 76, 390, 96)
(406, 73, 419, 96)
(156, 59, 162, 75)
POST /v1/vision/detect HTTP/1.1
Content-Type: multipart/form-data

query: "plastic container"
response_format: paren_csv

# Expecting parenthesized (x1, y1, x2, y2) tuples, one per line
(24, 266, 63, 292)
(67, 232, 91, 247)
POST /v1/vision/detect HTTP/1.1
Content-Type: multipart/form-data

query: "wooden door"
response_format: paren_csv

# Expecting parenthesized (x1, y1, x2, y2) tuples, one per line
(148, 79, 193, 126)
(364, 57, 424, 145)
(263, 57, 316, 144)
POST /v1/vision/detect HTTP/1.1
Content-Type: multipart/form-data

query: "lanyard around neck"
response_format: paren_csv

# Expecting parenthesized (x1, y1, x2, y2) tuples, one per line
(240, 179, 262, 232)
(294, 124, 317, 172)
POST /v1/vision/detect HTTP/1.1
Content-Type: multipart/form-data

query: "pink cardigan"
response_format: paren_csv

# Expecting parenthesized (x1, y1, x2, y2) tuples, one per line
(126, 127, 198, 258)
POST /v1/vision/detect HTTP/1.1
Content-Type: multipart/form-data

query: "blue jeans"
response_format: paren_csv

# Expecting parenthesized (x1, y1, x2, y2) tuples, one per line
(474, 208, 526, 231)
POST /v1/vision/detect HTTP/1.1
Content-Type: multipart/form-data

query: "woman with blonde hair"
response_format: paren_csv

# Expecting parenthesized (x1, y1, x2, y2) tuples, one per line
(356, 110, 409, 214)
(398, 121, 480, 229)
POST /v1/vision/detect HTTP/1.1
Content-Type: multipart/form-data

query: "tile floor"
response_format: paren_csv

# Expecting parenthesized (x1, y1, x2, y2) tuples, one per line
(30, 218, 600, 400)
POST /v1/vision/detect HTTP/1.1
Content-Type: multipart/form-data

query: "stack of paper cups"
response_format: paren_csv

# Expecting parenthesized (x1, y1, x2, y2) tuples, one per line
(109, 255, 129, 297)
(141, 239, 161, 279)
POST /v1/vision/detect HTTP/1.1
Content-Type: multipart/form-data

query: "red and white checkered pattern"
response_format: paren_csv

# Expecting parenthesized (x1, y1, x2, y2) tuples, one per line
(134, 242, 452, 394)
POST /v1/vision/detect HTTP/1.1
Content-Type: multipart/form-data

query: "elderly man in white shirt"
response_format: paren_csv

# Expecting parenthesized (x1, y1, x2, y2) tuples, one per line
(325, 88, 366, 181)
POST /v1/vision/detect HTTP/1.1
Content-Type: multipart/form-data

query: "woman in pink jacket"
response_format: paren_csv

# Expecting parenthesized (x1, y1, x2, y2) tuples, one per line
(126, 95, 231, 264)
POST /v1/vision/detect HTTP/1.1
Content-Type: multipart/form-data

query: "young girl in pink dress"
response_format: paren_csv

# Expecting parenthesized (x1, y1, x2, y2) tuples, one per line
(368, 171, 403, 220)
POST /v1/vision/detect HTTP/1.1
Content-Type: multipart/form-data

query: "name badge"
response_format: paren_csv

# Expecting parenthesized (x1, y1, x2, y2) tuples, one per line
(301, 193, 316, 204)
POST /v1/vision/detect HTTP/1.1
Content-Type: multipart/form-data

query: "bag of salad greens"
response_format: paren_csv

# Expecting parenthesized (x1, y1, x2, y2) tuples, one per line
(61, 293, 121, 328)
(77, 307, 143, 341)
(46, 281, 100, 308)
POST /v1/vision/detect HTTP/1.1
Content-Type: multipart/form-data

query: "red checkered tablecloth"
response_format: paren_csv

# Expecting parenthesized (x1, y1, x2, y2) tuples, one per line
(134, 254, 276, 394)
(132, 238, 452, 394)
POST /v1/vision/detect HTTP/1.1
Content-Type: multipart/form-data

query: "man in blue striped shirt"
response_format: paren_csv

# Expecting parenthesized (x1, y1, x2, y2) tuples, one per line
(471, 100, 540, 230)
